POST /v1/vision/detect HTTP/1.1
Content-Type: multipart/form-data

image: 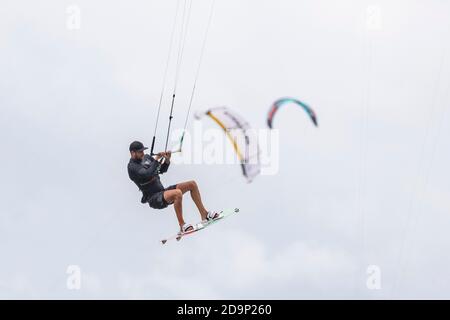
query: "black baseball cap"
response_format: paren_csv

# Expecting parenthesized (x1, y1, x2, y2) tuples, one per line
(129, 141, 148, 152)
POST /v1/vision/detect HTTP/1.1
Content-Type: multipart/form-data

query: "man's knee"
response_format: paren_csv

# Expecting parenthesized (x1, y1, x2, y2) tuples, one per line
(173, 189, 183, 200)
(189, 180, 198, 189)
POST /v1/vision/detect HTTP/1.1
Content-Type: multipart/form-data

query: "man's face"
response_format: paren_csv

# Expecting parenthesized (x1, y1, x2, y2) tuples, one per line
(131, 150, 145, 160)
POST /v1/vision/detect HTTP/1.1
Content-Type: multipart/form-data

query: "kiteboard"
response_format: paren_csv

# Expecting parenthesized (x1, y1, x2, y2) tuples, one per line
(161, 208, 239, 244)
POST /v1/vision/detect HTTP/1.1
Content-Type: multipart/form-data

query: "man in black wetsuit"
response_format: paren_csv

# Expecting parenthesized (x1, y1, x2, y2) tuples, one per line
(127, 141, 218, 233)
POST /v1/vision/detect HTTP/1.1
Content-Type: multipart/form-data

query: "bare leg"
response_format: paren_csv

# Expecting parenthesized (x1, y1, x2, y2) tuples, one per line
(163, 189, 185, 228)
(176, 180, 208, 220)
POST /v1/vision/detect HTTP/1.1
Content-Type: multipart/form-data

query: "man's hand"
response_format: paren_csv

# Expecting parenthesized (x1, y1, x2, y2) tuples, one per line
(163, 151, 172, 161)
(155, 151, 171, 163)
(154, 153, 161, 160)
(154, 152, 164, 160)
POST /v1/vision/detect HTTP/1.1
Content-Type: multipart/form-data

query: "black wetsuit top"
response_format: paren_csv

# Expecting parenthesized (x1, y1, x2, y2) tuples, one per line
(127, 154, 170, 202)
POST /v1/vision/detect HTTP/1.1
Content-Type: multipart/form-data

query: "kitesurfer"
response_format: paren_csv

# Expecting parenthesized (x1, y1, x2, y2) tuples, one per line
(127, 141, 219, 233)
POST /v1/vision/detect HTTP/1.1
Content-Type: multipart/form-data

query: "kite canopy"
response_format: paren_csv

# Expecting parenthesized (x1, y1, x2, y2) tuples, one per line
(195, 107, 261, 183)
(267, 97, 318, 129)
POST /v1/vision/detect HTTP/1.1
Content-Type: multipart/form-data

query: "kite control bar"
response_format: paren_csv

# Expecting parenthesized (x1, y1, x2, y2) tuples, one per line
(153, 132, 184, 156)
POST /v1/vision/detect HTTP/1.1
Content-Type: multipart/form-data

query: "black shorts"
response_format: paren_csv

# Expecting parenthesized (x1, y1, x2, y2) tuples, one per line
(147, 185, 177, 209)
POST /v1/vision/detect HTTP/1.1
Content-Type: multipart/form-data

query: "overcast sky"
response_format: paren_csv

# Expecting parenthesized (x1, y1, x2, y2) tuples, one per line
(1, 0, 450, 299)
